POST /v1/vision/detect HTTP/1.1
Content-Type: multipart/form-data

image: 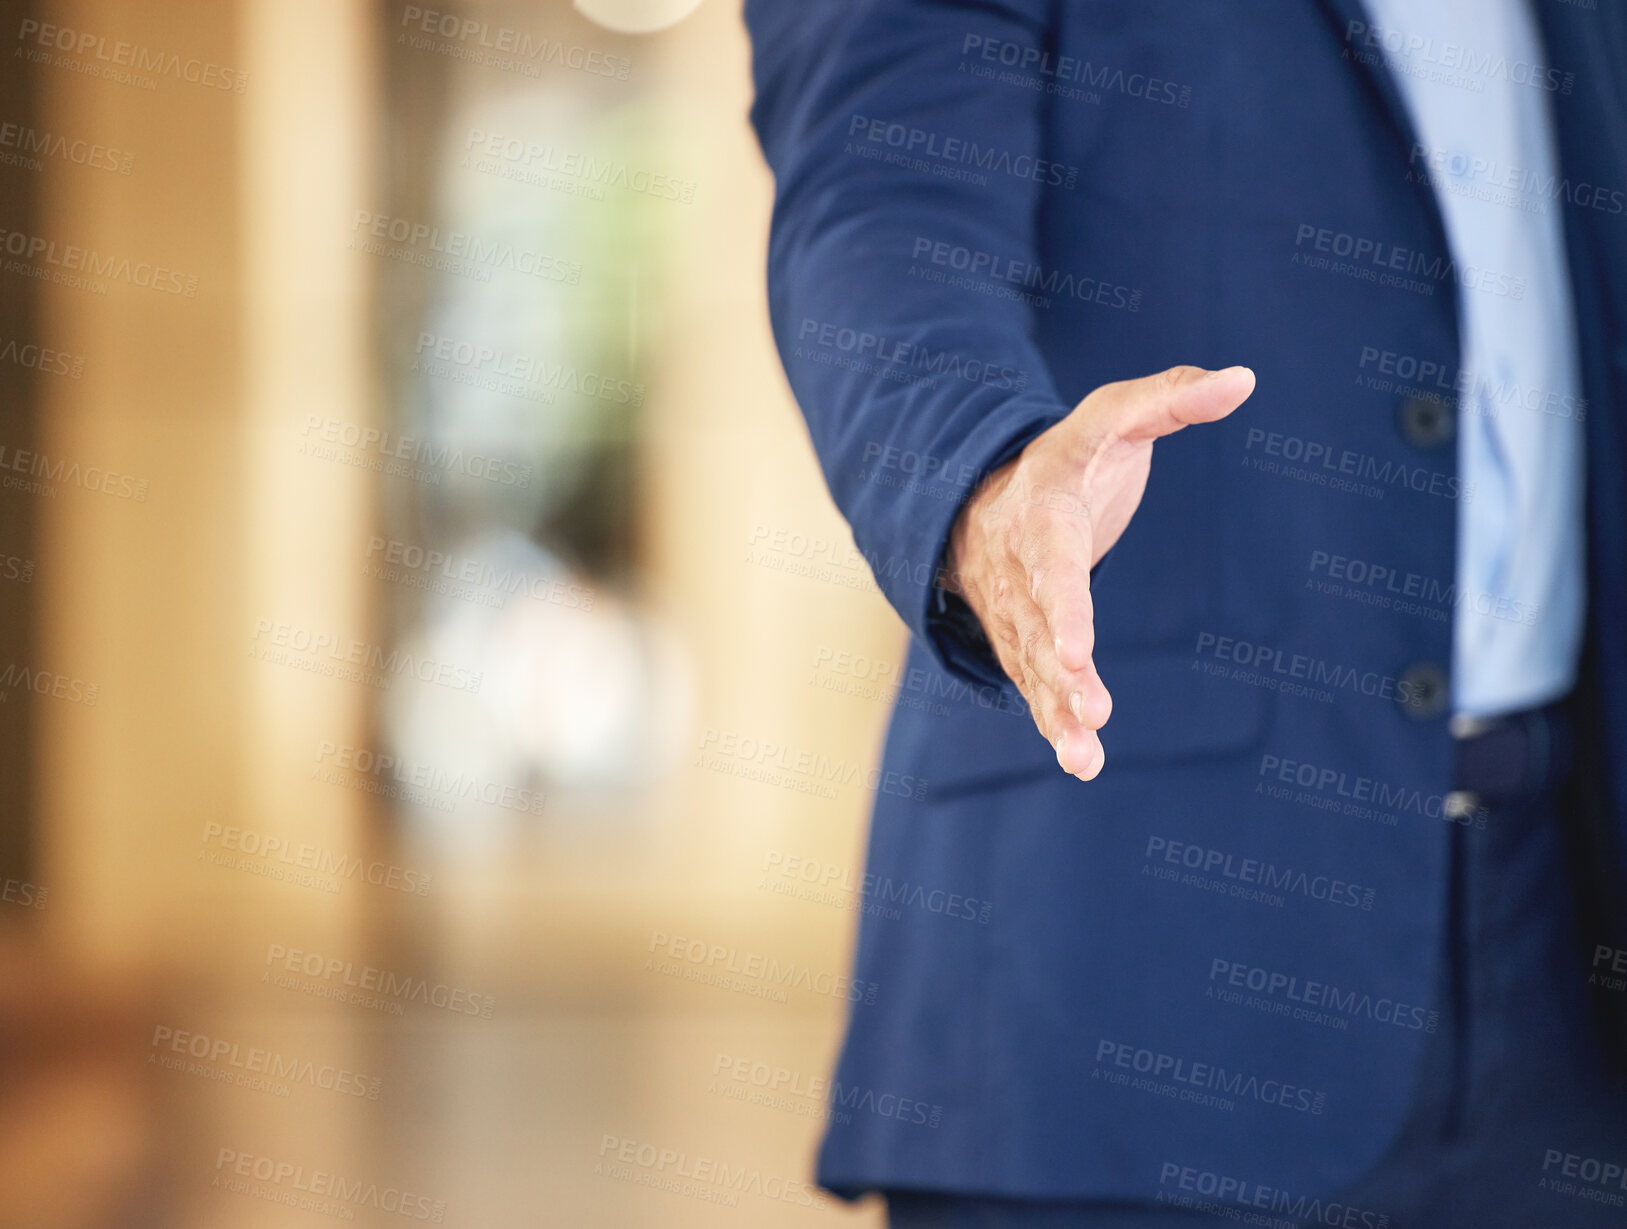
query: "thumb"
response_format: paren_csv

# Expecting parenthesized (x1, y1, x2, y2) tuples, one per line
(1076, 364, 1255, 445)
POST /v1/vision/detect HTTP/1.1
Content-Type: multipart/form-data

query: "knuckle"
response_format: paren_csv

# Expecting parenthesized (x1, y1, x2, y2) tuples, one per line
(1159, 364, 1201, 392)
(1019, 625, 1046, 664)
(1019, 659, 1046, 703)
(991, 574, 1015, 621)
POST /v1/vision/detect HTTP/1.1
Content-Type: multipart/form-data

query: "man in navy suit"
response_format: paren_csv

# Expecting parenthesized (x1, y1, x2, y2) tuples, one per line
(745, 1, 1627, 1224)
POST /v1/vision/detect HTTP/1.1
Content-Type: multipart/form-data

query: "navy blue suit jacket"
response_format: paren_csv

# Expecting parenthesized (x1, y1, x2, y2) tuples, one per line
(746, 0, 1627, 1202)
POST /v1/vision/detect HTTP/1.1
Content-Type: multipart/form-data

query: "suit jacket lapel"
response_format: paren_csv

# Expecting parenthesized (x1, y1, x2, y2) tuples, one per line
(1308, 0, 1459, 270)
(1309, 0, 1428, 163)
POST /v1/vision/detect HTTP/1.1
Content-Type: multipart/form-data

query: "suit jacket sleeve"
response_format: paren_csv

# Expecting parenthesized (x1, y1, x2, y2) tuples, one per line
(745, 0, 1073, 686)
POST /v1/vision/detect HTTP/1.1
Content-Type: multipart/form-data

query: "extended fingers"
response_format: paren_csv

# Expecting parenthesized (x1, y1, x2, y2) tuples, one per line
(1019, 507, 1099, 678)
(1001, 569, 1109, 780)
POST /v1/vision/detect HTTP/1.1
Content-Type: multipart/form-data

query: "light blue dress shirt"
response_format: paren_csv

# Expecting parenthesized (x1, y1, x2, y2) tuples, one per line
(1360, 0, 1587, 720)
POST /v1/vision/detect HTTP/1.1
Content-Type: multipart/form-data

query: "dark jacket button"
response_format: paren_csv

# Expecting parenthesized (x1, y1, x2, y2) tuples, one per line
(1398, 394, 1456, 448)
(1398, 661, 1450, 720)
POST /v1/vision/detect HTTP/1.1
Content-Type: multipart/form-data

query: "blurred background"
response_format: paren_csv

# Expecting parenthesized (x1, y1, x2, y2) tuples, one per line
(0, 1, 896, 1224)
